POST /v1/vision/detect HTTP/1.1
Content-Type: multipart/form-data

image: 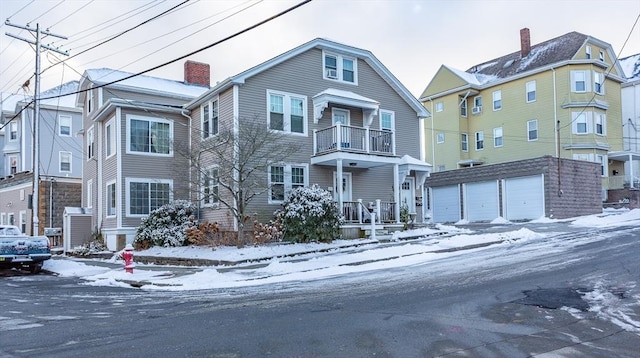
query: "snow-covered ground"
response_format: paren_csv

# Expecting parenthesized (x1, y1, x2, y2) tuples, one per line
(44, 209, 639, 290)
(40, 209, 640, 334)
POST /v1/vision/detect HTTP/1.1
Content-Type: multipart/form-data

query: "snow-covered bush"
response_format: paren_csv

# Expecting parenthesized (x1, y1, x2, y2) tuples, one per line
(279, 184, 343, 243)
(134, 200, 198, 248)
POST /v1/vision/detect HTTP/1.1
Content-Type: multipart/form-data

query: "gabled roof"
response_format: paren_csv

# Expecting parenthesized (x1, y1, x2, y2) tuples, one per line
(2, 81, 79, 114)
(421, 31, 626, 100)
(469, 32, 590, 79)
(186, 38, 428, 118)
(76, 68, 209, 107)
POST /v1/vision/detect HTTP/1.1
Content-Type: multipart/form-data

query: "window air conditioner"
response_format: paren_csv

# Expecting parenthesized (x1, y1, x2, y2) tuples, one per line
(326, 69, 338, 79)
(472, 106, 482, 114)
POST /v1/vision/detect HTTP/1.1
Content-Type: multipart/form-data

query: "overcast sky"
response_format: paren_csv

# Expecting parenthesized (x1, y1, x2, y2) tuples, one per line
(1, 0, 639, 100)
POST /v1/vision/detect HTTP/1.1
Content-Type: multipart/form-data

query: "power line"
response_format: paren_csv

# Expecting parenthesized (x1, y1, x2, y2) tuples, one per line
(28, 0, 66, 24)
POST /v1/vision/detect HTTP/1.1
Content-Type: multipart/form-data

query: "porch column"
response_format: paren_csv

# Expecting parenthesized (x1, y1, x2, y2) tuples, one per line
(393, 163, 400, 223)
(337, 159, 343, 215)
(629, 153, 635, 189)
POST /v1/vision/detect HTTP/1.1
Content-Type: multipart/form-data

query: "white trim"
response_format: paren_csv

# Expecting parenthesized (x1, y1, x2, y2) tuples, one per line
(233, 85, 239, 232)
(105, 117, 116, 159)
(492, 90, 502, 111)
(201, 97, 219, 139)
(86, 179, 93, 208)
(322, 50, 358, 85)
(58, 115, 72, 136)
(116, 107, 122, 228)
(475, 131, 484, 151)
(201, 165, 219, 208)
(493, 127, 503, 148)
(379, 109, 395, 131)
(59, 151, 72, 173)
(526, 80, 536, 103)
(106, 180, 116, 217)
(331, 107, 350, 126)
(333, 171, 353, 202)
(268, 163, 309, 204)
(125, 114, 174, 157)
(267, 89, 308, 136)
(461, 133, 469, 152)
(124, 177, 173, 217)
(527, 119, 538, 141)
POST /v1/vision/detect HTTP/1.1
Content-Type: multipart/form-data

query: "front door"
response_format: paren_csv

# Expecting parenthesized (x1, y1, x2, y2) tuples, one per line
(333, 172, 352, 202)
(400, 177, 415, 214)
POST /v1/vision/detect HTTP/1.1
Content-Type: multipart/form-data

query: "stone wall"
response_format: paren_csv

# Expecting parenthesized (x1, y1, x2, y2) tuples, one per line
(39, 179, 82, 233)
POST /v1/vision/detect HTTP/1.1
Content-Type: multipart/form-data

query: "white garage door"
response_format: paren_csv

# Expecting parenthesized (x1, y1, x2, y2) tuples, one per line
(464, 181, 499, 222)
(503, 175, 545, 221)
(431, 185, 460, 223)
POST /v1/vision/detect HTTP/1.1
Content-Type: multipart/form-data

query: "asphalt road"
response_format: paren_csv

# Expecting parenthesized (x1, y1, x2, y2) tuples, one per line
(1, 224, 639, 357)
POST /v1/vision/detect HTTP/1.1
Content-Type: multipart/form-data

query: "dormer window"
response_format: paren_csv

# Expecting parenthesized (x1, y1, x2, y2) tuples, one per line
(586, 45, 591, 59)
(599, 50, 604, 62)
(323, 52, 357, 84)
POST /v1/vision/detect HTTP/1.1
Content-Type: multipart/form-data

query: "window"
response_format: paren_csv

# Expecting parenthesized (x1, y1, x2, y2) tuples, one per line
(599, 50, 604, 62)
(127, 116, 172, 155)
(9, 121, 17, 141)
(437, 133, 445, 143)
(460, 98, 467, 117)
(571, 70, 590, 92)
(19, 211, 26, 234)
(87, 89, 93, 113)
(59, 115, 72, 136)
(527, 120, 538, 141)
(493, 127, 503, 147)
(9, 155, 18, 174)
(201, 99, 219, 139)
(0, 213, 5, 225)
(268, 90, 307, 135)
(435, 102, 443, 112)
(268, 164, 308, 203)
(8, 213, 15, 226)
(107, 182, 116, 216)
(572, 112, 591, 134)
(106, 119, 116, 158)
(596, 154, 607, 177)
(526, 81, 536, 102)
(127, 179, 172, 216)
(472, 96, 482, 114)
(595, 113, 606, 135)
(87, 179, 93, 208)
(323, 52, 357, 84)
(87, 127, 95, 159)
(380, 110, 394, 131)
(586, 45, 591, 59)
(492, 90, 502, 110)
(59, 151, 72, 172)
(202, 166, 219, 206)
(461, 133, 468, 152)
(475, 131, 484, 150)
(594, 72, 604, 94)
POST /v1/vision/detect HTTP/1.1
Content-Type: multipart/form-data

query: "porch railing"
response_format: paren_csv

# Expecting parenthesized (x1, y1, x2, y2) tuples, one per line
(341, 199, 396, 224)
(314, 123, 395, 156)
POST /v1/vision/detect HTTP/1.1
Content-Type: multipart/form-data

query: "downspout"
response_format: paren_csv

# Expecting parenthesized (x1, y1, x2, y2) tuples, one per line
(553, 68, 558, 158)
(180, 108, 198, 220)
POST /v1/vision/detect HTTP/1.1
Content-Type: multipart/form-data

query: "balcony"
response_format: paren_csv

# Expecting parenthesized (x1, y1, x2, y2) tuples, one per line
(341, 199, 397, 224)
(314, 123, 395, 156)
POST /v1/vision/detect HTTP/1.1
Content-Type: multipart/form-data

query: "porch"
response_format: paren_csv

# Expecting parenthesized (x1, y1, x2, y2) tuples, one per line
(341, 199, 397, 224)
(607, 151, 640, 189)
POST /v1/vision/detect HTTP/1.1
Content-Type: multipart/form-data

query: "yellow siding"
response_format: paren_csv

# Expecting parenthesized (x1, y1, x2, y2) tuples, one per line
(420, 66, 470, 99)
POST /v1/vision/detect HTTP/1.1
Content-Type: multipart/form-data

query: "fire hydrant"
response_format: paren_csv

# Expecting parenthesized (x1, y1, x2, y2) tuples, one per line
(122, 244, 135, 273)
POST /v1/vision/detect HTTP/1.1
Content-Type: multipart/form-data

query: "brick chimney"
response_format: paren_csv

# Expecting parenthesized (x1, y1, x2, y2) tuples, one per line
(184, 60, 210, 87)
(520, 28, 531, 58)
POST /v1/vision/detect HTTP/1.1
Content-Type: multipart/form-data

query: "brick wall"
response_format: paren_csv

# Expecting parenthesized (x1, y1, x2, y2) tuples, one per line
(39, 180, 82, 234)
(184, 60, 210, 87)
(426, 156, 602, 220)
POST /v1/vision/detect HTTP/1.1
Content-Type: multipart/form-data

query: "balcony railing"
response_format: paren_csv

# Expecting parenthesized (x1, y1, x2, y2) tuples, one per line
(341, 199, 397, 224)
(314, 123, 395, 156)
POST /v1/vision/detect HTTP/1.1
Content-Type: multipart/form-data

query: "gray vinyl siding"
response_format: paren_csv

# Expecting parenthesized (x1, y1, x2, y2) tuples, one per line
(242, 47, 421, 222)
(101, 88, 191, 108)
(118, 108, 190, 229)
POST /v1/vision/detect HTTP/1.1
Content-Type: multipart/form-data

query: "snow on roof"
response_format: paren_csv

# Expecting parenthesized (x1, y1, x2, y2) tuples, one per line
(39, 81, 79, 108)
(85, 68, 208, 98)
(314, 88, 379, 104)
(1, 92, 24, 112)
(399, 154, 430, 167)
(445, 65, 498, 86)
(619, 53, 640, 81)
(516, 38, 563, 72)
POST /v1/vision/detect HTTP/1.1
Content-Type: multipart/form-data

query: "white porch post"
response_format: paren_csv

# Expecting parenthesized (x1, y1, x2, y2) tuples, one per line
(337, 159, 343, 216)
(312, 129, 318, 155)
(336, 122, 342, 151)
(629, 153, 635, 189)
(393, 163, 400, 223)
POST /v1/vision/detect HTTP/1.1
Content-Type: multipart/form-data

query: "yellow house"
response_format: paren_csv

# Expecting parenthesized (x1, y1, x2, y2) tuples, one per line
(420, 28, 629, 199)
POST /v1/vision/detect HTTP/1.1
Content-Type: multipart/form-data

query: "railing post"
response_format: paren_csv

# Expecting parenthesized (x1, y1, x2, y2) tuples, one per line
(313, 129, 317, 155)
(375, 199, 382, 224)
(370, 212, 376, 240)
(364, 127, 370, 153)
(335, 122, 341, 151)
(357, 199, 363, 224)
(391, 131, 396, 155)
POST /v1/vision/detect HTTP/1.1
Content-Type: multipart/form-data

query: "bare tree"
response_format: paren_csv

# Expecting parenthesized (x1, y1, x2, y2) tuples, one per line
(174, 117, 303, 237)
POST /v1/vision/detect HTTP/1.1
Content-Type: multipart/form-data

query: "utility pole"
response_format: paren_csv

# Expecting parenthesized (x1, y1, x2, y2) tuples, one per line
(5, 20, 68, 236)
